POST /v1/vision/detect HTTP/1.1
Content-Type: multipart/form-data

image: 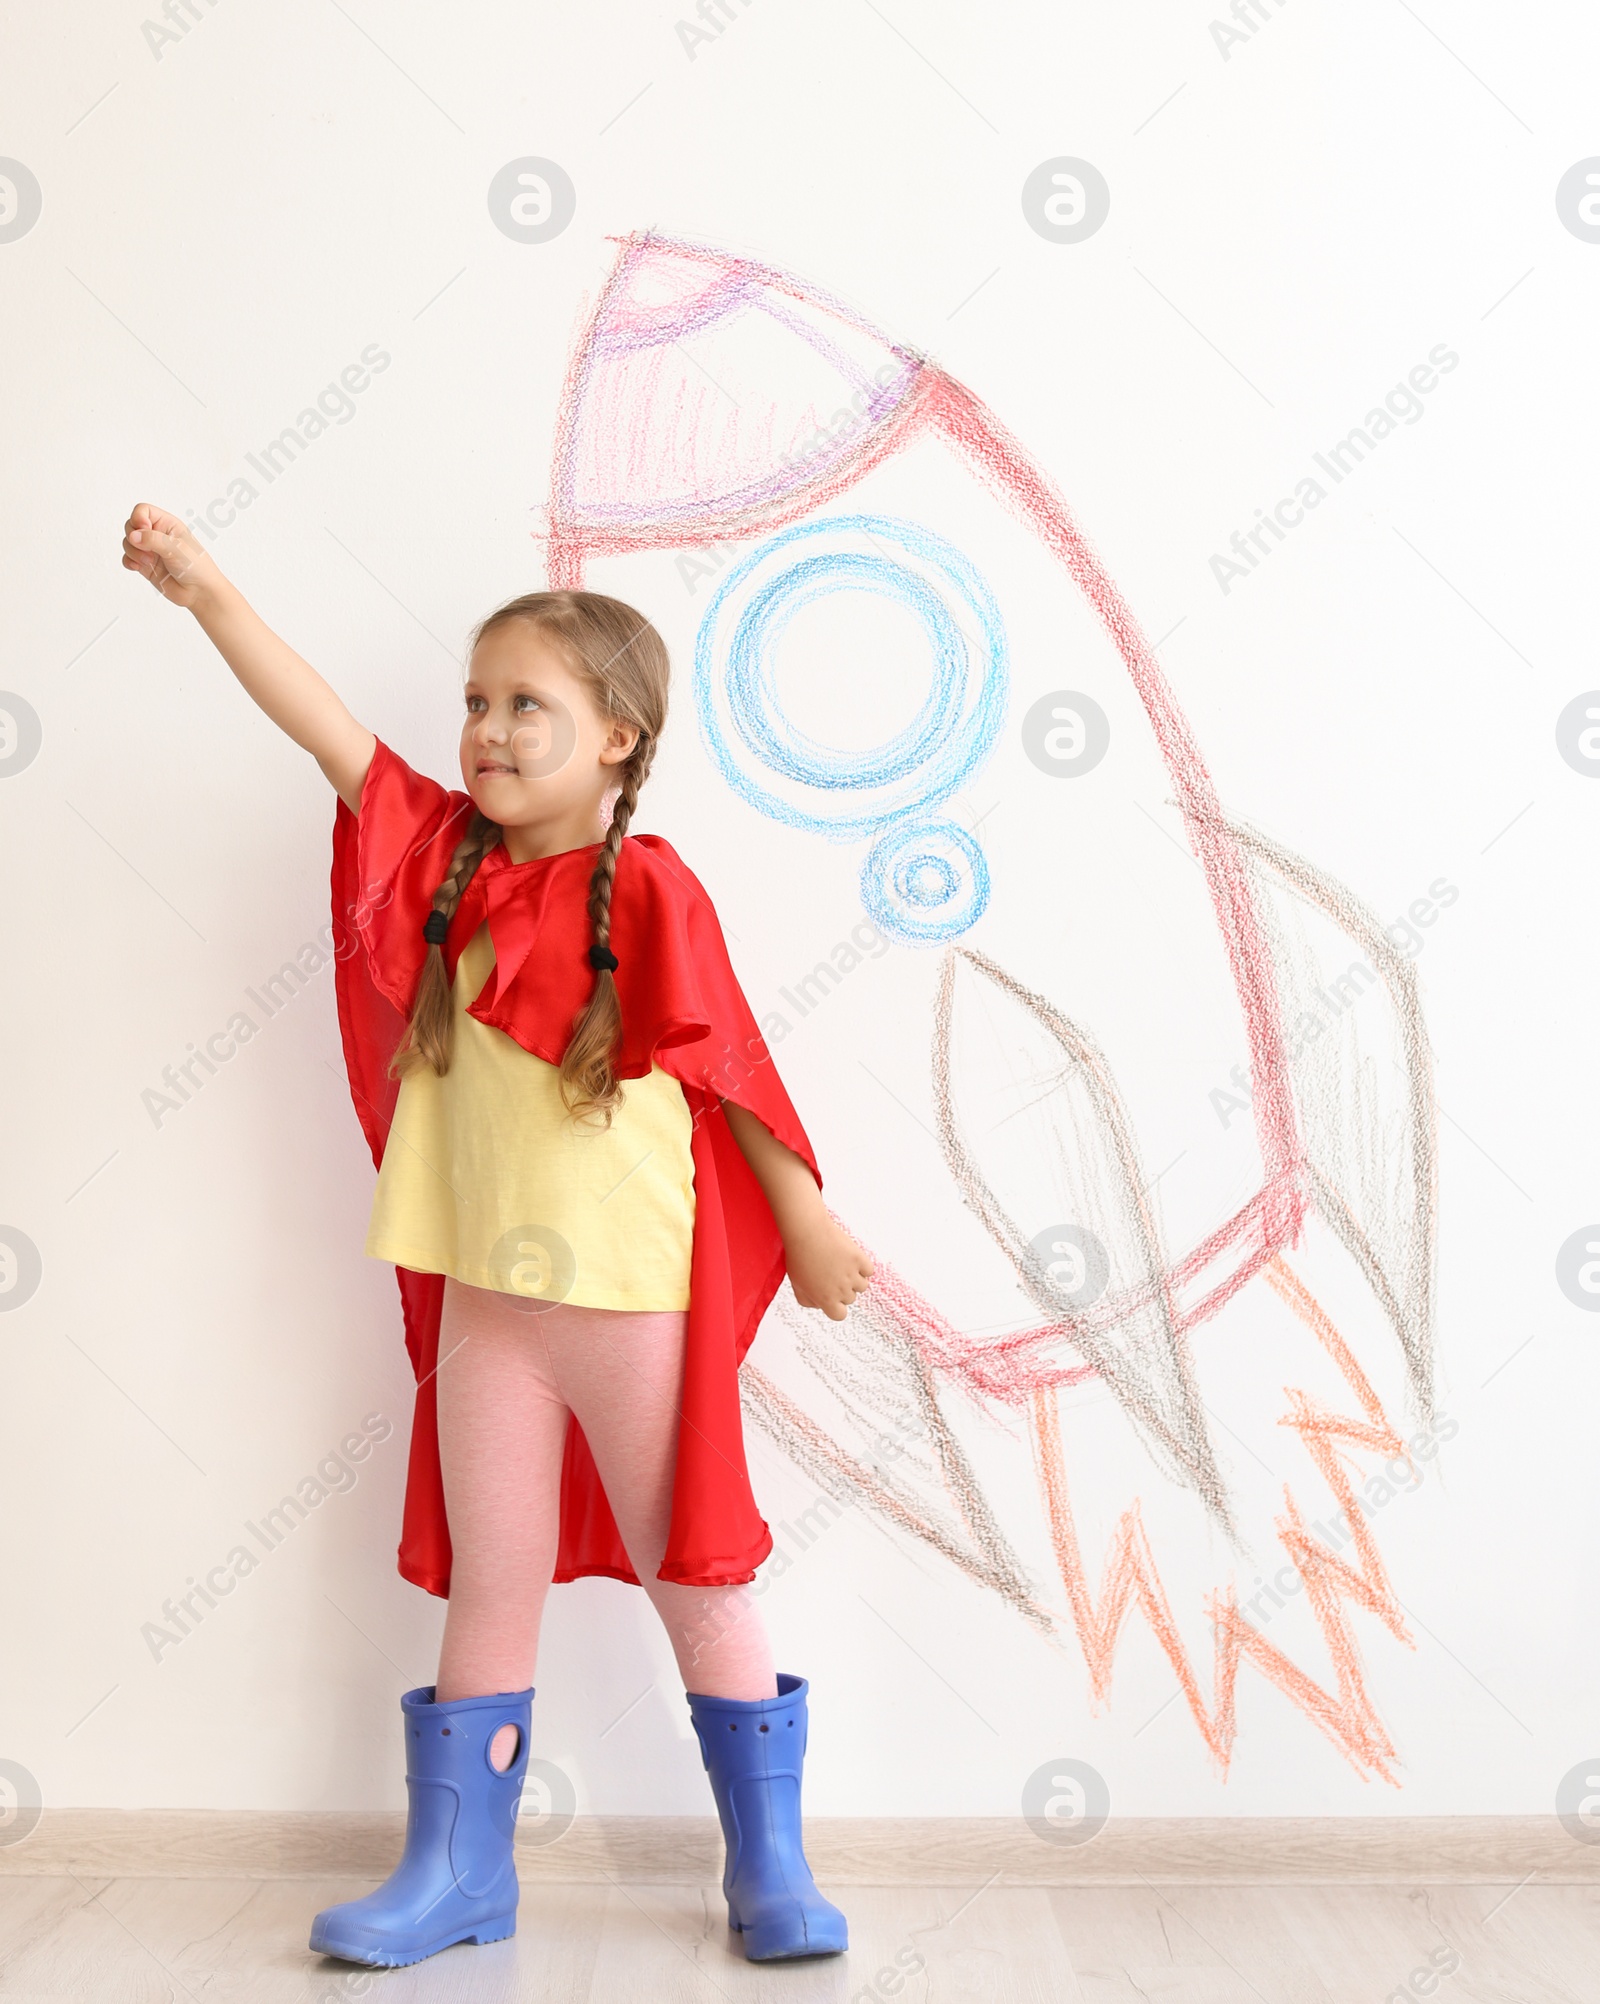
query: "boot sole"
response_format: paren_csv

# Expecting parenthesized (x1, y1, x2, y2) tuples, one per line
(729, 1915, 848, 1961)
(310, 1913, 516, 1967)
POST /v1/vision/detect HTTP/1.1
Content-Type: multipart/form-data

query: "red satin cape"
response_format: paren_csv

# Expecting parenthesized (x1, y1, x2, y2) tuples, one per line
(330, 738, 818, 1596)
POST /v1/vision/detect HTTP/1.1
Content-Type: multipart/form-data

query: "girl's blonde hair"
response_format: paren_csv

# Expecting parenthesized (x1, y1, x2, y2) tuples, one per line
(387, 590, 670, 1125)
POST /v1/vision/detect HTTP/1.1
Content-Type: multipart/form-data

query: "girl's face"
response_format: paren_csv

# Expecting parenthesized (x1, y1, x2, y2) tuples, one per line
(459, 622, 638, 847)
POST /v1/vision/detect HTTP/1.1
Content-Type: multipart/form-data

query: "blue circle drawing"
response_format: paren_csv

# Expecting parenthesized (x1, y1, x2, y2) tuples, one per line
(860, 818, 990, 945)
(694, 515, 1008, 844)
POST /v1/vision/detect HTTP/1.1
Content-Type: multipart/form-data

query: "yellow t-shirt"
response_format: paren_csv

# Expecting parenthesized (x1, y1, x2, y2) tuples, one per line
(365, 923, 696, 1310)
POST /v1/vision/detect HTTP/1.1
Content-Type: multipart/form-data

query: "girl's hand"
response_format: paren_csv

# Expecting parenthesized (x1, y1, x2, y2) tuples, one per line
(716, 1099, 874, 1320)
(783, 1209, 875, 1322)
(121, 503, 222, 610)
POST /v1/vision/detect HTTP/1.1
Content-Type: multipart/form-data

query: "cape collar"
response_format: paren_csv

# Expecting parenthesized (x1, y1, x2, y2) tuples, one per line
(451, 839, 604, 1016)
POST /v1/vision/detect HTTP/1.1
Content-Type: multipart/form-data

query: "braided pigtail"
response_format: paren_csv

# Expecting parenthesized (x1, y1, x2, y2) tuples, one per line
(560, 730, 657, 1126)
(387, 810, 502, 1079)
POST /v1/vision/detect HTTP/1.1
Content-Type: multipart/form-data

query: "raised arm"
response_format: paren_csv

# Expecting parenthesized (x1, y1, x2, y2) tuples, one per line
(120, 502, 376, 813)
(719, 1099, 874, 1321)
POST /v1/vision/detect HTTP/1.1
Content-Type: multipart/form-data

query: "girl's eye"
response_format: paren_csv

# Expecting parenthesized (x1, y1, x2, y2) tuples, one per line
(514, 694, 542, 712)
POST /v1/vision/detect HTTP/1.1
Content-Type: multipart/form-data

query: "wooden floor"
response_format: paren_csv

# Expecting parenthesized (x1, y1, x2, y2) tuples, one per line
(0, 1876, 1591, 2002)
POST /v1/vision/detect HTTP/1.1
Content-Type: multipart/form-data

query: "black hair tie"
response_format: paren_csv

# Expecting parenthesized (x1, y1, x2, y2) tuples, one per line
(588, 943, 619, 973)
(422, 910, 450, 946)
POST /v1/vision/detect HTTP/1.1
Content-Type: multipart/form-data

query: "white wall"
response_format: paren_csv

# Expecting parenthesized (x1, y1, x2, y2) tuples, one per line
(2, 0, 1596, 1828)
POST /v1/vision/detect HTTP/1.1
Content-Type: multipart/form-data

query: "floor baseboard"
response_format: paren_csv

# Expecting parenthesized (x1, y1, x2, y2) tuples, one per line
(0, 1812, 1590, 1884)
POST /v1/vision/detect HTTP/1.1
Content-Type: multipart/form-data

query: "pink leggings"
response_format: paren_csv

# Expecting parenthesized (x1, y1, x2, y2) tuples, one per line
(432, 1276, 776, 1707)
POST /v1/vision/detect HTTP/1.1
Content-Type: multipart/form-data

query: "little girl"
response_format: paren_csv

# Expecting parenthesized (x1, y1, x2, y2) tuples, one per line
(120, 502, 874, 1971)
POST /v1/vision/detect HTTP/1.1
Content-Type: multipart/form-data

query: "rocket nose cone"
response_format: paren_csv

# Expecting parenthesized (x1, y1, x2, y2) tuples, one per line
(587, 234, 754, 354)
(551, 231, 925, 544)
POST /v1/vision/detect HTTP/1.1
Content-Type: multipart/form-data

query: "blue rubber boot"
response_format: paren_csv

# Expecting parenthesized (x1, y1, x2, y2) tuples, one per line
(309, 1684, 532, 1968)
(686, 1673, 848, 1961)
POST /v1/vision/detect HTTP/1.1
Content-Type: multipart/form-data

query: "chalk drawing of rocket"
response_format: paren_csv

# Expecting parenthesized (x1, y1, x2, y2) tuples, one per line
(535, 231, 1439, 1779)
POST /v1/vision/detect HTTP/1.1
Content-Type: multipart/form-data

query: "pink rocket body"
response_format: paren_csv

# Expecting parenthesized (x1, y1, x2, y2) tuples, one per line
(535, 233, 1437, 1777)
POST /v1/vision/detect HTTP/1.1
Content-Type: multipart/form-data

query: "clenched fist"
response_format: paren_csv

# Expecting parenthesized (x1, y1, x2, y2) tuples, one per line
(121, 503, 223, 610)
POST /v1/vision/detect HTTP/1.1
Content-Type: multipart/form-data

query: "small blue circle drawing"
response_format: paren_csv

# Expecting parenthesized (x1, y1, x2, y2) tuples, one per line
(860, 817, 990, 945)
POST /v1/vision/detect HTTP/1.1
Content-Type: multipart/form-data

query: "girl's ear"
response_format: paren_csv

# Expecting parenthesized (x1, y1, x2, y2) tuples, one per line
(599, 718, 641, 767)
